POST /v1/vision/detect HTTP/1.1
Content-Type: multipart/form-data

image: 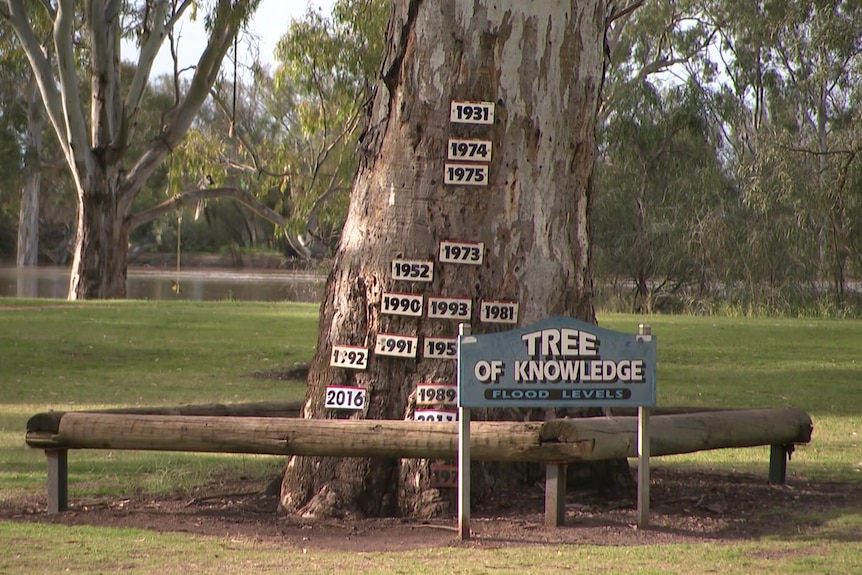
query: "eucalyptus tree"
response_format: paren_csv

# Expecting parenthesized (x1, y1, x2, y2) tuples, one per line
(699, 0, 862, 307)
(270, 0, 386, 256)
(279, 0, 611, 519)
(594, 0, 732, 310)
(138, 0, 388, 260)
(0, 0, 260, 299)
(595, 80, 731, 312)
(0, 22, 43, 266)
(0, 50, 25, 259)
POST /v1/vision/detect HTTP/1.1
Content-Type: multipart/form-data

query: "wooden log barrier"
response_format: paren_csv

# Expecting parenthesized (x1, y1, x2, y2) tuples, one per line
(26, 407, 812, 515)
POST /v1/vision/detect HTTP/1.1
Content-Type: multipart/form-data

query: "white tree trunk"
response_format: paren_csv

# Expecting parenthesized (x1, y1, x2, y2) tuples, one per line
(281, 0, 607, 518)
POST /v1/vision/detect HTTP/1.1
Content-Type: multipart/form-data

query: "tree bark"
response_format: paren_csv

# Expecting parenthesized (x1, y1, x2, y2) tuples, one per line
(280, 0, 607, 518)
(67, 165, 128, 298)
(16, 79, 43, 270)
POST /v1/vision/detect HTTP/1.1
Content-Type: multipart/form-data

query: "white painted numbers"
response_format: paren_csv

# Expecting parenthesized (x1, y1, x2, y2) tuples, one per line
(444, 162, 488, 186)
(438, 240, 484, 265)
(330, 345, 368, 370)
(324, 385, 367, 410)
(480, 299, 519, 324)
(391, 259, 434, 282)
(375, 333, 418, 358)
(382, 292, 423, 317)
(423, 336, 457, 359)
(449, 100, 495, 124)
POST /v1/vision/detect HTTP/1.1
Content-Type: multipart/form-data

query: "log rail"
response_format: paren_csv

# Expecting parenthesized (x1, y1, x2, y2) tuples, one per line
(25, 402, 813, 517)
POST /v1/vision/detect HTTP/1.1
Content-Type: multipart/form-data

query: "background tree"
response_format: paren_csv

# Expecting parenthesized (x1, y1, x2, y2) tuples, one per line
(271, 0, 386, 257)
(0, 0, 260, 299)
(279, 0, 609, 518)
(133, 0, 388, 262)
(592, 0, 862, 314)
(594, 81, 731, 312)
(0, 45, 26, 260)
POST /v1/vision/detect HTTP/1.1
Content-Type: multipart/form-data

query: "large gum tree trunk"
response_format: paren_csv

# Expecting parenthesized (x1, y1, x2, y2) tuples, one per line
(280, 0, 607, 518)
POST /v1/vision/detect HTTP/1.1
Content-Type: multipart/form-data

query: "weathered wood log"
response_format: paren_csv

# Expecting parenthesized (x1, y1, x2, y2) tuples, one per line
(25, 408, 812, 463)
(26, 401, 304, 435)
(26, 414, 571, 462)
(541, 407, 813, 460)
(92, 400, 304, 418)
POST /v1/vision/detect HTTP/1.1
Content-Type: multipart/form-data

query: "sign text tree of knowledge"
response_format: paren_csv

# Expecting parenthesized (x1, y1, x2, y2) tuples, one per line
(458, 317, 656, 408)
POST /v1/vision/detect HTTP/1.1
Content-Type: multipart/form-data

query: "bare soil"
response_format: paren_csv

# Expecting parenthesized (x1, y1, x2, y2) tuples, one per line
(3, 468, 860, 551)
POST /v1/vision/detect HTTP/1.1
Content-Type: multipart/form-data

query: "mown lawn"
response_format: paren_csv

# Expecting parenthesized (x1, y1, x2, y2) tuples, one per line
(1, 300, 860, 574)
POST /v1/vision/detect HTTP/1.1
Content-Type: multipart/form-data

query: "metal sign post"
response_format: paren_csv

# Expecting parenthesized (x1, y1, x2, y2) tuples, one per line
(636, 323, 652, 528)
(457, 323, 471, 540)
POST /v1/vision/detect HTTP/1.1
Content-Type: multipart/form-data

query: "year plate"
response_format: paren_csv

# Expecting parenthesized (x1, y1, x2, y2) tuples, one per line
(447, 138, 492, 162)
(375, 333, 418, 358)
(423, 336, 457, 359)
(438, 240, 483, 265)
(416, 383, 457, 406)
(444, 162, 488, 186)
(381, 292, 423, 316)
(414, 409, 457, 422)
(427, 296, 471, 320)
(391, 259, 434, 282)
(479, 299, 519, 324)
(449, 100, 495, 125)
(329, 345, 369, 370)
(429, 462, 458, 488)
(324, 385, 367, 410)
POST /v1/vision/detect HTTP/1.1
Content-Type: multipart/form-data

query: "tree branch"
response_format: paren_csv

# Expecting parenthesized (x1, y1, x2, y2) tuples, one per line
(2, 0, 74, 173)
(122, 0, 175, 149)
(128, 185, 287, 231)
(121, 0, 251, 213)
(54, 0, 92, 184)
(606, 0, 644, 28)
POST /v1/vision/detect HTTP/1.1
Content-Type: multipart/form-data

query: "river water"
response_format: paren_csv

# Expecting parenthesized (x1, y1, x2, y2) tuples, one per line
(0, 266, 326, 303)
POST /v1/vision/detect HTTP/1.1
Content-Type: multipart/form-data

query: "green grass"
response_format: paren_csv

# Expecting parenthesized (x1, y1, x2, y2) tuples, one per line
(1, 521, 860, 574)
(0, 300, 316, 499)
(1, 300, 861, 573)
(600, 314, 862, 482)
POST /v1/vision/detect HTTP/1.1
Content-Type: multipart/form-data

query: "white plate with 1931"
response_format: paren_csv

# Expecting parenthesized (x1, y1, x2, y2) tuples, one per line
(449, 100, 495, 125)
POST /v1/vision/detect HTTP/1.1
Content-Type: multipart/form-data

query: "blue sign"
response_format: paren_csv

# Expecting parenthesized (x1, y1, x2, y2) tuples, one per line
(457, 317, 656, 408)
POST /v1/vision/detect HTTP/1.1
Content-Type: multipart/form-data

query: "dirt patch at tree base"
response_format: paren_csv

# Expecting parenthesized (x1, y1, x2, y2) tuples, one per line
(3, 467, 861, 551)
